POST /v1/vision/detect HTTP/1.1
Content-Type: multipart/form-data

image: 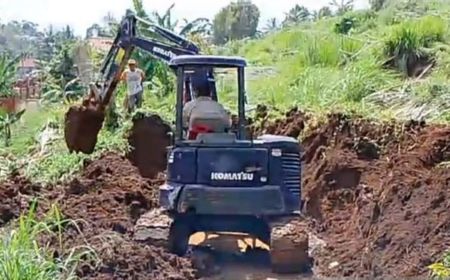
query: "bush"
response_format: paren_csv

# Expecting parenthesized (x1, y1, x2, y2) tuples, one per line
(384, 15, 446, 76)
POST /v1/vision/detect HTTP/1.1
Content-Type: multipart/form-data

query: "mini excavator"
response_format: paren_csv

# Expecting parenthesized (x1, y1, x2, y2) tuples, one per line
(66, 10, 311, 274)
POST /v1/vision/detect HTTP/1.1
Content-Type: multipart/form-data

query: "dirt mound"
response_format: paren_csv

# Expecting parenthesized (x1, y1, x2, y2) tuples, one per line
(42, 152, 196, 279)
(0, 175, 41, 226)
(127, 114, 172, 178)
(64, 97, 105, 154)
(250, 106, 308, 139)
(297, 113, 450, 278)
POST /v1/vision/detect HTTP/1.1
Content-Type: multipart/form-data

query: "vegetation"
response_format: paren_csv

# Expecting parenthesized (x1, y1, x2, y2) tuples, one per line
(0, 53, 19, 98)
(0, 201, 94, 280)
(213, 0, 261, 44)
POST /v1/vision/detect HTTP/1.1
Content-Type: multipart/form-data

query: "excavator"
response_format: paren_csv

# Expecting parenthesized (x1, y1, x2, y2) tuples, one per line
(65, 10, 311, 274)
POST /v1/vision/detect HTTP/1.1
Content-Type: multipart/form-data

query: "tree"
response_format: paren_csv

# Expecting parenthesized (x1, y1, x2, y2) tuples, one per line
(179, 18, 212, 36)
(0, 109, 25, 147)
(263, 18, 279, 33)
(318, 6, 333, 19)
(212, 0, 260, 45)
(282, 5, 311, 27)
(369, 0, 387, 11)
(329, 0, 354, 15)
(0, 53, 20, 98)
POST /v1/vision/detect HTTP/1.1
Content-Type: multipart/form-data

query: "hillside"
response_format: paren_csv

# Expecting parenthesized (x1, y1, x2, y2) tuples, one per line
(217, 0, 450, 123)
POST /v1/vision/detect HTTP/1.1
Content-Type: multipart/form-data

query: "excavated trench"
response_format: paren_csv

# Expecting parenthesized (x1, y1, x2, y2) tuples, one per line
(2, 107, 450, 279)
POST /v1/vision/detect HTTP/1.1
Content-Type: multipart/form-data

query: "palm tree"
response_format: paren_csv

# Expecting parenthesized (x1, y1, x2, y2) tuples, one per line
(263, 18, 279, 33)
(282, 5, 311, 27)
(179, 18, 212, 36)
(0, 109, 25, 147)
(0, 53, 20, 98)
(329, 0, 354, 15)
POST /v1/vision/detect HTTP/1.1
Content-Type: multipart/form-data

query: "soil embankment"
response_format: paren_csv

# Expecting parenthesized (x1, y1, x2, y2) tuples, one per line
(257, 109, 450, 278)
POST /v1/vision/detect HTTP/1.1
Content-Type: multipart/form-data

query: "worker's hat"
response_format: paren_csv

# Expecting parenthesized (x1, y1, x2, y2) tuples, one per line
(128, 59, 137, 65)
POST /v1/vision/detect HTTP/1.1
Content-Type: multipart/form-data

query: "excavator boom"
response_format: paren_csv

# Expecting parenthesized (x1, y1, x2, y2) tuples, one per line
(64, 9, 205, 154)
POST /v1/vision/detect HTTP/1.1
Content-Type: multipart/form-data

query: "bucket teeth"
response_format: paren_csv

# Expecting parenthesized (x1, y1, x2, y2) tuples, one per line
(269, 217, 312, 274)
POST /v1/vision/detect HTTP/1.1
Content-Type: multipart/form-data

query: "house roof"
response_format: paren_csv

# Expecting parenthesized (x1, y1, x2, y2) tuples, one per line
(19, 58, 36, 68)
(88, 37, 113, 52)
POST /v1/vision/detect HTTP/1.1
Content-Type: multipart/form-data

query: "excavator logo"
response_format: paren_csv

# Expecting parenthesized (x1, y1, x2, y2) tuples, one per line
(210, 172, 254, 181)
(152, 46, 176, 59)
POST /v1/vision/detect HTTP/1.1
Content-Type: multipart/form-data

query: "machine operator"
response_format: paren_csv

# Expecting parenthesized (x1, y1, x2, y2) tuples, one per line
(182, 71, 231, 136)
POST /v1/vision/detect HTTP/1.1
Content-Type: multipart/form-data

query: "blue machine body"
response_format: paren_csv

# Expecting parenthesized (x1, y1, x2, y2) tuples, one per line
(159, 134, 302, 217)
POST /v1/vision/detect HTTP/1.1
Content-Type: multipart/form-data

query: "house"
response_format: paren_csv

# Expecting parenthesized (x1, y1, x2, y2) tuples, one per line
(17, 57, 37, 78)
(87, 37, 113, 52)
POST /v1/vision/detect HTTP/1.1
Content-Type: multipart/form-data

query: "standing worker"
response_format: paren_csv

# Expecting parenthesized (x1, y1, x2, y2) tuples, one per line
(120, 59, 145, 113)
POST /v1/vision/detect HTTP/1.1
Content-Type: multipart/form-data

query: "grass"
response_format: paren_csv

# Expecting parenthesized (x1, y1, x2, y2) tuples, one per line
(215, 2, 450, 123)
(0, 201, 94, 280)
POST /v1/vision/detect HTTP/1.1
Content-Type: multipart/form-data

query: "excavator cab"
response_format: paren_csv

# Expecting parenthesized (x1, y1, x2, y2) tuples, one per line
(171, 55, 246, 141)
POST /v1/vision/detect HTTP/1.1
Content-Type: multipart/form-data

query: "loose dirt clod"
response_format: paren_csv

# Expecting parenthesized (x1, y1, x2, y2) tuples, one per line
(64, 97, 105, 154)
(127, 114, 172, 178)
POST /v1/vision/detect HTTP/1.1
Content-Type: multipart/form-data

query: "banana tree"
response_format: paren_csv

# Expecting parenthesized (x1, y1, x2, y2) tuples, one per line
(0, 109, 26, 147)
(0, 53, 20, 98)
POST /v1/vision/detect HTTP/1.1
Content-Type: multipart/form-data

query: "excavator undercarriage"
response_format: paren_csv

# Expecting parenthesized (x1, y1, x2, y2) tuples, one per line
(134, 208, 311, 274)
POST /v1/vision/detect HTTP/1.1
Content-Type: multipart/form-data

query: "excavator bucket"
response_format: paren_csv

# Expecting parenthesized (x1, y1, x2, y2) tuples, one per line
(64, 90, 105, 154)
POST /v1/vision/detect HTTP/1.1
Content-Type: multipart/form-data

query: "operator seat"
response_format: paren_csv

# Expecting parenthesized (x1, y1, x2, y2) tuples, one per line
(188, 112, 230, 140)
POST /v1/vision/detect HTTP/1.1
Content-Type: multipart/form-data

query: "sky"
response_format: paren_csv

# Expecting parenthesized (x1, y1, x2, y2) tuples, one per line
(0, 0, 369, 36)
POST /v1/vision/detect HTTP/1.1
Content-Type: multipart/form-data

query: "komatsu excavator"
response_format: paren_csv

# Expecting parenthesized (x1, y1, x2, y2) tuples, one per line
(65, 10, 311, 274)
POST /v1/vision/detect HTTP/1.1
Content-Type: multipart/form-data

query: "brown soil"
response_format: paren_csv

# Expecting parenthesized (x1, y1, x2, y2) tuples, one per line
(269, 112, 450, 278)
(64, 97, 105, 154)
(0, 153, 196, 280)
(0, 175, 41, 226)
(52, 152, 195, 280)
(127, 114, 172, 178)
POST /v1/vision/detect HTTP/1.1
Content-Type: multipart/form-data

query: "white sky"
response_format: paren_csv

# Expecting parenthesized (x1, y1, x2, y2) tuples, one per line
(0, 0, 369, 36)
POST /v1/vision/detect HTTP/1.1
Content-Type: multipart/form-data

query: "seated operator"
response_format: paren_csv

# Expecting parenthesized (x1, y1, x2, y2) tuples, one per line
(182, 72, 231, 136)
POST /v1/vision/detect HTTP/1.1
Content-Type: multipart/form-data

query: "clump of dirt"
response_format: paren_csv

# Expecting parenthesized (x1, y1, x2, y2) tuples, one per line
(250, 106, 308, 139)
(297, 113, 450, 278)
(127, 114, 172, 178)
(47, 152, 195, 279)
(0, 175, 41, 226)
(64, 97, 105, 154)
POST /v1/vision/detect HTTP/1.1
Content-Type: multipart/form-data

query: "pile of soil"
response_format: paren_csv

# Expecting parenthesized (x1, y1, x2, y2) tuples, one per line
(284, 113, 450, 278)
(50, 152, 195, 279)
(0, 153, 196, 280)
(127, 114, 172, 178)
(64, 97, 105, 154)
(0, 175, 41, 226)
(249, 106, 308, 139)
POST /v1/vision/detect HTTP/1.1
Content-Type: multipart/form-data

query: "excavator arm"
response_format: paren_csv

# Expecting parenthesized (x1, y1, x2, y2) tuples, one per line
(92, 9, 208, 107)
